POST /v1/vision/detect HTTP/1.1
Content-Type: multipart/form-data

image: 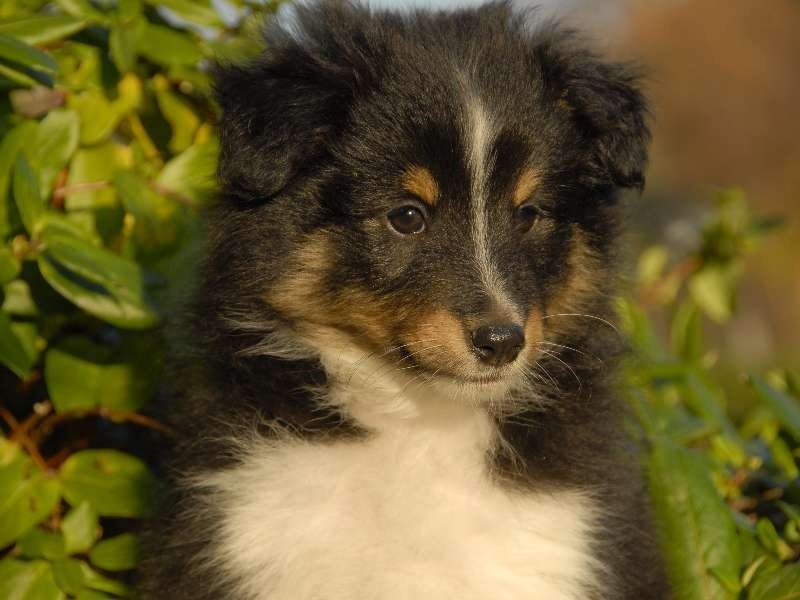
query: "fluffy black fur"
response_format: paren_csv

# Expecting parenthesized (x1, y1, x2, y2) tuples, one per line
(138, 2, 670, 598)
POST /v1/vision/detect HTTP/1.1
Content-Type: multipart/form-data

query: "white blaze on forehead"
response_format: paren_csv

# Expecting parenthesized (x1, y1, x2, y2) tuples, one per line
(463, 93, 520, 321)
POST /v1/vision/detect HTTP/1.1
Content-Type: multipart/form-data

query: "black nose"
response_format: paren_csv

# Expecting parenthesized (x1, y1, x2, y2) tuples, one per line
(471, 324, 525, 367)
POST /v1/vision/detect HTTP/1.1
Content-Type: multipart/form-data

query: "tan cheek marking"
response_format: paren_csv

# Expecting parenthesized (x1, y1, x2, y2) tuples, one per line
(523, 308, 544, 361)
(403, 309, 470, 372)
(513, 167, 541, 207)
(268, 231, 333, 321)
(402, 165, 439, 206)
(267, 232, 405, 351)
(544, 227, 605, 337)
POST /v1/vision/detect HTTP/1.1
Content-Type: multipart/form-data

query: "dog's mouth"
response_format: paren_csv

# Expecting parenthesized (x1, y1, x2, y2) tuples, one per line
(394, 345, 521, 387)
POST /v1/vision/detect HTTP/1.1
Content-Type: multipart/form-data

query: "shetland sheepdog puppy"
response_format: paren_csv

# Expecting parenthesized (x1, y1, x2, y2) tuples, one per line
(138, 2, 671, 598)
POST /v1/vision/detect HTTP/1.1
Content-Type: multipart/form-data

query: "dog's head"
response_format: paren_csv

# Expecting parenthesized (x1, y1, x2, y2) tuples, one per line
(211, 1, 648, 405)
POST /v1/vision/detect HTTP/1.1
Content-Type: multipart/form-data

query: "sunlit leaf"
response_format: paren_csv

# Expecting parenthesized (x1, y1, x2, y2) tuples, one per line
(12, 153, 43, 234)
(18, 528, 67, 560)
(747, 561, 800, 599)
(33, 108, 80, 199)
(0, 559, 64, 600)
(145, 0, 222, 27)
(0, 439, 61, 549)
(38, 229, 158, 329)
(0, 120, 37, 236)
(156, 138, 218, 205)
(137, 23, 202, 67)
(649, 441, 741, 600)
(45, 336, 157, 412)
(61, 502, 100, 555)
(89, 534, 139, 571)
(0, 32, 57, 72)
(751, 377, 800, 444)
(59, 449, 159, 518)
(0, 15, 88, 45)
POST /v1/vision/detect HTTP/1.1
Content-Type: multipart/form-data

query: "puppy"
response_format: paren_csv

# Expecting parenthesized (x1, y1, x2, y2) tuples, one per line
(138, 2, 671, 598)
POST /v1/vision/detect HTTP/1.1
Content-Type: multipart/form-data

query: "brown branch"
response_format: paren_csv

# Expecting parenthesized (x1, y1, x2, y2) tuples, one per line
(1, 404, 49, 471)
(52, 180, 111, 200)
(32, 406, 175, 443)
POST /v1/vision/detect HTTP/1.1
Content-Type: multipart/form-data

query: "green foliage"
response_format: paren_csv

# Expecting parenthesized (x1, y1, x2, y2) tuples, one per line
(624, 190, 799, 599)
(0, 3, 797, 600)
(0, 1, 277, 597)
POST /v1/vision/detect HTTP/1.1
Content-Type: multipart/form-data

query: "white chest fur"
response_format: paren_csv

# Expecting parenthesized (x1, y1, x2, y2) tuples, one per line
(199, 398, 602, 600)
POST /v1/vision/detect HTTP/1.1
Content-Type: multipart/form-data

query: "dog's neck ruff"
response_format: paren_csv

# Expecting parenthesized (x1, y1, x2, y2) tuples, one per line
(197, 342, 605, 599)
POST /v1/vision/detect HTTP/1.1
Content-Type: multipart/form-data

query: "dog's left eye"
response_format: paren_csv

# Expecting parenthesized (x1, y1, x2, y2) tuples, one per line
(387, 205, 426, 235)
(514, 203, 545, 232)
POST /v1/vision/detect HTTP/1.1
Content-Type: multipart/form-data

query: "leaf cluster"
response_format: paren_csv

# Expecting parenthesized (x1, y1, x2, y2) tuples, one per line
(624, 190, 799, 599)
(0, 1, 277, 597)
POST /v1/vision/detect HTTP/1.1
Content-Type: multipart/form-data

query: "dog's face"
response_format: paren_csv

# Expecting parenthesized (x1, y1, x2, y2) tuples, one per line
(212, 3, 648, 402)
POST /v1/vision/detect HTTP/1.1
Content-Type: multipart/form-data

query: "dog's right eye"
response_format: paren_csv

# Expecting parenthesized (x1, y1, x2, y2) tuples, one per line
(387, 205, 426, 235)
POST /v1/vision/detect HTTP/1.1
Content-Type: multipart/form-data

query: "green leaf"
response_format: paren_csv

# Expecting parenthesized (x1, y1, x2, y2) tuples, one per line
(0, 32, 57, 73)
(153, 75, 200, 153)
(751, 377, 800, 444)
(144, 0, 222, 27)
(109, 25, 138, 73)
(748, 562, 800, 600)
(756, 518, 795, 562)
(0, 559, 65, 600)
(0, 310, 34, 377)
(33, 109, 81, 197)
(682, 371, 741, 441)
(69, 91, 119, 146)
(38, 229, 158, 329)
(649, 441, 741, 600)
(59, 449, 159, 518)
(78, 561, 128, 596)
(0, 120, 37, 236)
(671, 301, 704, 364)
(156, 138, 218, 205)
(689, 265, 738, 324)
(137, 23, 202, 67)
(2, 280, 38, 317)
(65, 144, 117, 210)
(0, 247, 21, 284)
(45, 336, 156, 412)
(89, 533, 139, 571)
(53, 0, 108, 21)
(0, 439, 61, 549)
(54, 560, 129, 597)
(13, 153, 44, 234)
(51, 558, 85, 595)
(61, 502, 100, 555)
(0, 15, 88, 45)
(18, 529, 67, 560)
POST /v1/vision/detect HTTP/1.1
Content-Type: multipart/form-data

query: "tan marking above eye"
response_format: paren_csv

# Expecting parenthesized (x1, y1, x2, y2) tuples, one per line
(513, 167, 542, 208)
(401, 165, 439, 206)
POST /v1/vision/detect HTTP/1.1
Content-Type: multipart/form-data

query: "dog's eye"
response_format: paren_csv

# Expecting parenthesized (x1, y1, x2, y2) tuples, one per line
(515, 203, 545, 232)
(387, 205, 426, 235)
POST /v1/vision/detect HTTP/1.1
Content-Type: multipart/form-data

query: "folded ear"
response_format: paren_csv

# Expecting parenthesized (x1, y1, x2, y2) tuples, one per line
(214, 4, 380, 202)
(537, 31, 651, 190)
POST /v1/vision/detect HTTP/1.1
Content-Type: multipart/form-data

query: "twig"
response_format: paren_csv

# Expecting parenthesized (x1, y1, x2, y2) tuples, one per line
(32, 406, 175, 443)
(1, 404, 49, 471)
(52, 180, 111, 200)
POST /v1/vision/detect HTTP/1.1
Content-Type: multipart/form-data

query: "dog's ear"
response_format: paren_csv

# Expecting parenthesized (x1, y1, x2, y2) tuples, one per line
(214, 53, 350, 202)
(536, 32, 651, 190)
(214, 4, 381, 202)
